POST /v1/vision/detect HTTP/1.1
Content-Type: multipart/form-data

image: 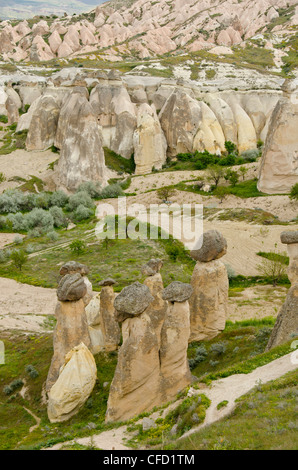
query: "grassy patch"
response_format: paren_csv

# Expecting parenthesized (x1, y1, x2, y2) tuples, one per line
(0, 332, 119, 450)
(187, 319, 277, 381)
(103, 148, 135, 174)
(257, 252, 289, 266)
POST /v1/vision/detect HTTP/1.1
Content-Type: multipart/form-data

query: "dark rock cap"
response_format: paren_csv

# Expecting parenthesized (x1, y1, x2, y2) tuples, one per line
(141, 259, 163, 276)
(57, 273, 87, 302)
(59, 261, 89, 277)
(98, 278, 116, 287)
(114, 281, 154, 322)
(162, 281, 193, 302)
(280, 231, 298, 245)
(190, 230, 227, 262)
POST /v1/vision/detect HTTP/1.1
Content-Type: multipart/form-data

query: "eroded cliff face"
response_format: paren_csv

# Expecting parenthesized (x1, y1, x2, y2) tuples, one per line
(0, 0, 297, 62)
(0, 68, 285, 191)
(258, 80, 298, 194)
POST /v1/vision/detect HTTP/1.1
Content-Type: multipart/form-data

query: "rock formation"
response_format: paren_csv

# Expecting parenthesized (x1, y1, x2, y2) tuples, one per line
(98, 278, 121, 352)
(46, 269, 92, 392)
(105, 282, 159, 423)
(258, 79, 298, 194)
(47, 342, 97, 423)
(133, 103, 167, 174)
(25, 94, 60, 151)
(55, 87, 106, 191)
(1, 0, 297, 62)
(189, 230, 229, 342)
(106, 277, 193, 422)
(266, 231, 298, 350)
(59, 261, 93, 306)
(160, 282, 193, 401)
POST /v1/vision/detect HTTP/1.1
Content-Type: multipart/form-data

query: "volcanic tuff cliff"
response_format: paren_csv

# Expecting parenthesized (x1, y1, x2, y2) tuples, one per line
(0, 0, 297, 62)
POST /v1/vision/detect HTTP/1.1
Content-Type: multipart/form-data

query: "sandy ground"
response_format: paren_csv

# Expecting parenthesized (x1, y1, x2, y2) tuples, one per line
(0, 277, 286, 333)
(0, 148, 56, 193)
(47, 352, 298, 450)
(0, 233, 25, 248)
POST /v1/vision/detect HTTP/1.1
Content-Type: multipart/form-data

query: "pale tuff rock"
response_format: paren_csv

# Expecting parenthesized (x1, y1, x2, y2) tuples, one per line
(105, 306, 162, 423)
(159, 299, 192, 401)
(133, 103, 167, 174)
(48, 30, 62, 54)
(106, 274, 167, 422)
(25, 94, 60, 151)
(258, 81, 298, 194)
(5, 86, 22, 112)
(193, 101, 226, 155)
(55, 89, 106, 191)
(0, 87, 8, 116)
(99, 285, 121, 352)
(1, 0, 298, 62)
(18, 86, 42, 109)
(190, 229, 227, 262)
(265, 284, 298, 351)
(5, 97, 19, 125)
(189, 259, 229, 342)
(207, 97, 238, 144)
(159, 90, 202, 156)
(46, 298, 92, 392)
(47, 342, 97, 423)
(85, 282, 120, 354)
(106, 274, 192, 422)
(281, 231, 298, 285)
(141, 259, 163, 277)
(89, 80, 137, 159)
(230, 102, 257, 153)
(144, 272, 168, 350)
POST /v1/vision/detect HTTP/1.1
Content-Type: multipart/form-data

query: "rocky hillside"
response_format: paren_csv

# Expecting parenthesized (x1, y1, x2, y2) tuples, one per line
(0, 0, 297, 67)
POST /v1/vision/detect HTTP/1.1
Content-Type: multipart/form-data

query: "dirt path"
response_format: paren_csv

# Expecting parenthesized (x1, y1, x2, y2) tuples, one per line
(181, 351, 298, 441)
(46, 352, 297, 450)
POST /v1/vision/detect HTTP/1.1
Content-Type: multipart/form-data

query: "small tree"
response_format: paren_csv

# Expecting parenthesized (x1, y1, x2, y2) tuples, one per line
(239, 166, 248, 181)
(256, 253, 287, 286)
(156, 187, 176, 202)
(213, 186, 229, 203)
(224, 141, 237, 155)
(10, 249, 28, 271)
(289, 183, 298, 201)
(69, 239, 86, 256)
(225, 169, 239, 187)
(206, 164, 225, 188)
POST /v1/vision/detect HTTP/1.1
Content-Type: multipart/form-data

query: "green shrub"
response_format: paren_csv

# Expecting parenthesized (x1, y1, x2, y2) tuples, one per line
(100, 184, 124, 199)
(72, 204, 94, 222)
(67, 191, 95, 211)
(0, 115, 8, 123)
(76, 181, 102, 199)
(25, 364, 39, 379)
(49, 206, 68, 228)
(10, 249, 28, 271)
(49, 190, 69, 208)
(69, 239, 87, 255)
(290, 183, 298, 201)
(3, 378, 24, 395)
